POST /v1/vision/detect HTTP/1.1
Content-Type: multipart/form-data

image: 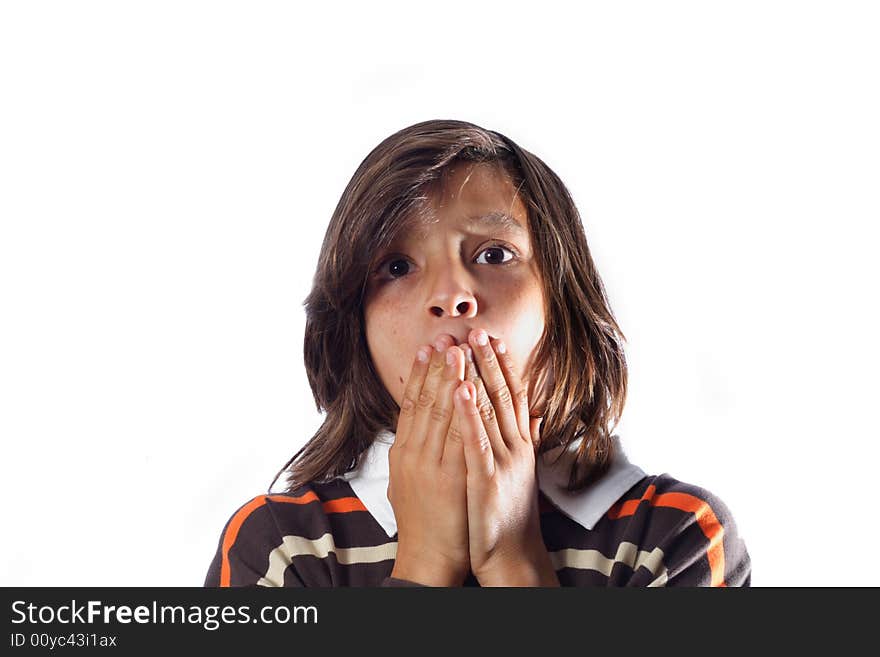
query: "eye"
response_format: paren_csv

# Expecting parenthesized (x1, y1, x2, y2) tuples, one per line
(475, 245, 516, 265)
(374, 257, 411, 280)
(372, 244, 517, 284)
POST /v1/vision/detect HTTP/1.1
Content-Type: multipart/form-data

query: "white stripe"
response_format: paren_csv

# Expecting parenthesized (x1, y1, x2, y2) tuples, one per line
(549, 542, 668, 582)
(648, 570, 668, 587)
(257, 533, 398, 586)
(257, 534, 665, 586)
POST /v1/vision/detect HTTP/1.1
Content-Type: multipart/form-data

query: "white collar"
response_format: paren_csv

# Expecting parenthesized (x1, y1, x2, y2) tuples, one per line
(341, 430, 646, 538)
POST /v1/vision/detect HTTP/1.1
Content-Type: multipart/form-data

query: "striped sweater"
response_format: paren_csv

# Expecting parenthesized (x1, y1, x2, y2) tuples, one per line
(205, 433, 751, 587)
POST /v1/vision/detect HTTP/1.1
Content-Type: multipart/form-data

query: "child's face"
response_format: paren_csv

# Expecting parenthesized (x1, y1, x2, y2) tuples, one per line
(364, 162, 546, 414)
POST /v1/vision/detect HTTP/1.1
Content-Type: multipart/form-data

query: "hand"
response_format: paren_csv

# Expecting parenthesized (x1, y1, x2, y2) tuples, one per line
(452, 328, 560, 586)
(387, 334, 470, 586)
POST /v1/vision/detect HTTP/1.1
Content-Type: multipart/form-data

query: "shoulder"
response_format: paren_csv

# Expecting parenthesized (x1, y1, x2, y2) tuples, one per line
(205, 479, 366, 587)
(224, 479, 367, 544)
(602, 473, 751, 587)
(608, 473, 738, 524)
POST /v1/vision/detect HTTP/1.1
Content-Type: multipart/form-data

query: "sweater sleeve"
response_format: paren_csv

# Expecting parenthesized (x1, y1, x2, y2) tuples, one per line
(651, 476, 751, 587)
(609, 474, 751, 587)
(204, 495, 305, 587)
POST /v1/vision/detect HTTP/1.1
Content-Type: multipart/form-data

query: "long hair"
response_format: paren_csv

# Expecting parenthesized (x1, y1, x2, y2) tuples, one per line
(270, 119, 628, 493)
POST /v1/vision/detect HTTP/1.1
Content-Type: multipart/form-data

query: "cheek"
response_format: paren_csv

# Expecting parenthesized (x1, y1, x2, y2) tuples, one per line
(365, 294, 411, 402)
(369, 314, 407, 360)
(365, 293, 398, 351)
(503, 282, 546, 378)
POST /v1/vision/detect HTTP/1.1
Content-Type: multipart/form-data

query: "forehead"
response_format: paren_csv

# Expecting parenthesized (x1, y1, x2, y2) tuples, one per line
(399, 163, 529, 242)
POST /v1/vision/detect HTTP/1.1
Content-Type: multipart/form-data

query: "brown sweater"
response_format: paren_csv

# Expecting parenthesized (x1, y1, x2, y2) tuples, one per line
(204, 434, 750, 587)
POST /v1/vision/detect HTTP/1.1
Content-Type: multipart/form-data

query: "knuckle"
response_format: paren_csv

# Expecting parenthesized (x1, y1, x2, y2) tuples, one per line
(516, 441, 536, 462)
(429, 405, 450, 424)
(400, 395, 416, 415)
(478, 401, 496, 423)
(483, 378, 502, 395)
(494, 386, 513, 407)
(447, 421, 465, 444)
(416, 390, 434, 409)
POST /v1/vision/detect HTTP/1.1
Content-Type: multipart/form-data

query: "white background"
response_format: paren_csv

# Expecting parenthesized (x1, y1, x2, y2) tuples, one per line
(1, 1, 877, 586)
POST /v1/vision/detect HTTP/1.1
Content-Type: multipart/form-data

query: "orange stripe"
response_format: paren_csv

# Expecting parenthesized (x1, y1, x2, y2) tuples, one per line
(607, 485, 727, 587)
(220, 496, 270, 587)
(321, 496, 368, 513)
(219, 492, 365, 587)
(607, 484, 658, 519)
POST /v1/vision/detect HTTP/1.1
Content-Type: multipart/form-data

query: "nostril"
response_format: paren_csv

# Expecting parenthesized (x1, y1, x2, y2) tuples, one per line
(456, 301, 469, 314)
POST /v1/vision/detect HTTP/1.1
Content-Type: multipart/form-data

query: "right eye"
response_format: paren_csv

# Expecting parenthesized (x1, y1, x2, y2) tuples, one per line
(376, 257, 411, 280)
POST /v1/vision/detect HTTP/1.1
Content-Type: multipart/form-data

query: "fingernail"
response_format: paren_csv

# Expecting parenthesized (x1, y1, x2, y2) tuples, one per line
(459, 384, 471, 401)
(434, 337, 447, 352)
(446, 349, 456, 366)
(475, 330, 488, 346)
(417, 348, 429, 363)
(496, 341, 506, 354)
(464, 346, 474, 362)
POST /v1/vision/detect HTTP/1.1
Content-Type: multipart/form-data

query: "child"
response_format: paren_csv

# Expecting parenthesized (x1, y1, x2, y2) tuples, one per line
(204, 119, 751, 587)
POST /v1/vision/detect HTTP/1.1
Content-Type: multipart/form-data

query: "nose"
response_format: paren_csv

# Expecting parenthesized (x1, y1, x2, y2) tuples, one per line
(426, 263, 478, 319)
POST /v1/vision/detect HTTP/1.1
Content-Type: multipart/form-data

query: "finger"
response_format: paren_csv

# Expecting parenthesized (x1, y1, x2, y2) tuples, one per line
(408, 334, 455, 452)
(394, 344, 433, 449)
(468, 329, 521, 450)
(423, 345, 465, 462)
(454, 380, 495, 479)
(462, 343, 506, 460)
(529, 416, 543, 450)
(442, 385, 467, 474)
(443, 343, 472, 468)
(490, 336, 533, 445)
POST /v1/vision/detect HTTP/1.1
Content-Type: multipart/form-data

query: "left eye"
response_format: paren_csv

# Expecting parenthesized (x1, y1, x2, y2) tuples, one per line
(476, 246, 515, 265)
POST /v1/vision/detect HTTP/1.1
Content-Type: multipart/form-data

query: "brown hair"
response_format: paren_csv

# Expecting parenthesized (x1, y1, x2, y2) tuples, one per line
(270, 119, 627, 493)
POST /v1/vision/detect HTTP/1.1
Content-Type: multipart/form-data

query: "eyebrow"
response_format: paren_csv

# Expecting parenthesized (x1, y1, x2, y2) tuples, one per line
(462, 211, 527, 235)
(391, 209, 528, 251)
